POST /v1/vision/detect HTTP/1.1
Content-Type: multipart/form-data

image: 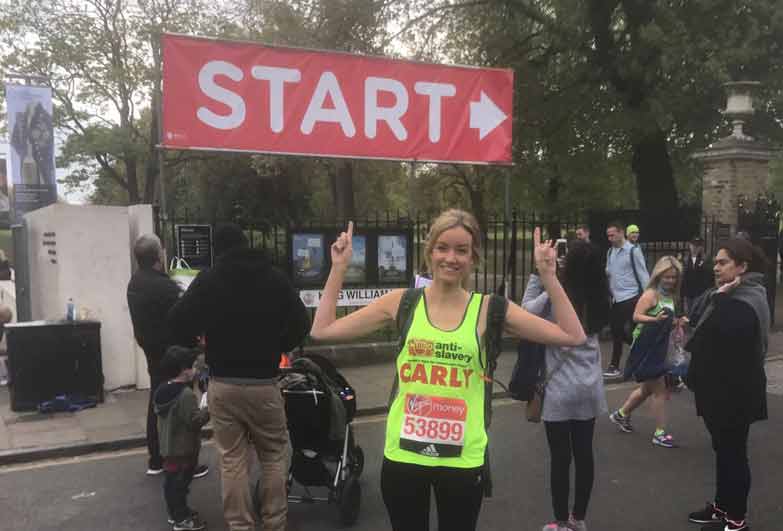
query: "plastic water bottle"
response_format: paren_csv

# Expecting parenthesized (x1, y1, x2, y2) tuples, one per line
(66, 298, 75, 321)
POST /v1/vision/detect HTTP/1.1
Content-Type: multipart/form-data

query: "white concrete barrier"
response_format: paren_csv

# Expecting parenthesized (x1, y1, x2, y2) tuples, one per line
(24, 204, 154, 390)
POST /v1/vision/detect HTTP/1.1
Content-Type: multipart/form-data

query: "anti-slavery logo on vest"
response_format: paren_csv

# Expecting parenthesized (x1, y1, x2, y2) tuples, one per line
(406, 338, 473, 364)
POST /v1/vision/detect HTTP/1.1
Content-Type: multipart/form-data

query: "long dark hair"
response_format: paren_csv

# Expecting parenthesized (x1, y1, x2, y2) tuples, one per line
(563, 241, 610, 334)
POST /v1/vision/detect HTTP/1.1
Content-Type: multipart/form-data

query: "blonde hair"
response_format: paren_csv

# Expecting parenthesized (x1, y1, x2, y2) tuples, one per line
(647, 255, 683, 300)
(423, 209, 482, 278)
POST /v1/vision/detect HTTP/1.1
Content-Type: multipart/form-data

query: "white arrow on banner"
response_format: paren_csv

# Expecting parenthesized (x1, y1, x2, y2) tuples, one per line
(469, 91, 508, 140)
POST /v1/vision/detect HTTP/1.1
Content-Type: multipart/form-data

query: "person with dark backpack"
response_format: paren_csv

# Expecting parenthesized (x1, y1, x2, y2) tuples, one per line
(521, 241, 610, 531)
(310, 210, 586, 531)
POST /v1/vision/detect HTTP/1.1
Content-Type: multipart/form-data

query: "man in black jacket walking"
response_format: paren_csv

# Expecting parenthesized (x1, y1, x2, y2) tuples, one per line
(682, 236, 713, 313)
(127, 234, 208, 478)
(169, 224, 310, 531)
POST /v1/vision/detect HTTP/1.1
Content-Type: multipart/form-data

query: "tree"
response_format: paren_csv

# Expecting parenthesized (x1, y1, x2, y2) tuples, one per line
(0, 0, 226, 205)
(395, 0, 783, 213)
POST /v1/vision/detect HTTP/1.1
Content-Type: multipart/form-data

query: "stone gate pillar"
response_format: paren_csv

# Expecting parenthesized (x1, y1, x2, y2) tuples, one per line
(693, 81, 775, 233)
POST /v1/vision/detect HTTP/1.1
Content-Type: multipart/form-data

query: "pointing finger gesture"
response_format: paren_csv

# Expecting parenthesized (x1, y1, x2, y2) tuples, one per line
(331, 221, 354, 269)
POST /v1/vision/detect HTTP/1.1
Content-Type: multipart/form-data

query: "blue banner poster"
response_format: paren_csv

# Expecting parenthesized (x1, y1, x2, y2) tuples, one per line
(6, 84, 58, 221)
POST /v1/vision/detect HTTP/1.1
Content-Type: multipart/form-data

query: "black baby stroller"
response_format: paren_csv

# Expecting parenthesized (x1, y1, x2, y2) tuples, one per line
(254, 353, 364, 526)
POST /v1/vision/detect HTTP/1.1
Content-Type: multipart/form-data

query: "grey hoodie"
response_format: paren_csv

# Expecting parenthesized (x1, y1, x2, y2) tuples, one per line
(521, 275, 607, 422)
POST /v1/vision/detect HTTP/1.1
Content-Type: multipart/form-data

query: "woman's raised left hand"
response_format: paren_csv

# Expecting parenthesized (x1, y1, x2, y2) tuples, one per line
(533, 227, 556, 278)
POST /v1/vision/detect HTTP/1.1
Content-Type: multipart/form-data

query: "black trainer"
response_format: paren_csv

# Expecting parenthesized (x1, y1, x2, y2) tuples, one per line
(192, 464, 209, 479)
(168, 510, 199, 525)
(172, 517, 205, 531)
(700, 520, 749, 531)
(689, 502, 724, 524)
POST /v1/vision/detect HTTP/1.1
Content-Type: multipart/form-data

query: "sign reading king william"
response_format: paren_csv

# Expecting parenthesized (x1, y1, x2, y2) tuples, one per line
(161, 34, 513, 164)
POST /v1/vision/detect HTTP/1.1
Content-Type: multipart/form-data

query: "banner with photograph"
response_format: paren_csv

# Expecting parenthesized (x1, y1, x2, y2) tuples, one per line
(6, 84, 58, 221)
(378, 234, 408, 283)
(0, 157, 9, 226)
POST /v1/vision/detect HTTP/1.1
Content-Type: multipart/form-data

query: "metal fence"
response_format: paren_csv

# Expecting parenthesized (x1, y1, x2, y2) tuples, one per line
(157, 208, 721, 305)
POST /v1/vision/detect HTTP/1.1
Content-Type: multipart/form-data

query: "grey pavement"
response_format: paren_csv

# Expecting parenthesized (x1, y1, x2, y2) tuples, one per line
(1, 382, 782, 531)
(3, 332, 783, 466)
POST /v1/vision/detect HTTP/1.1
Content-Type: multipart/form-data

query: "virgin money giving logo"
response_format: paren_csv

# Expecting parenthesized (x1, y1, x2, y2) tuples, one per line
(406, 394, 432, 416)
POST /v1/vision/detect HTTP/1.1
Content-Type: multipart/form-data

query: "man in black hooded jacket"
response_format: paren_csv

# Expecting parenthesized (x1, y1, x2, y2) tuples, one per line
(168, 224, 310, 531)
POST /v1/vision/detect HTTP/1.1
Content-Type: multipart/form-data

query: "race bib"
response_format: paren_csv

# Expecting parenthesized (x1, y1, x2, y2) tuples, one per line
(399, 393, 467, 458)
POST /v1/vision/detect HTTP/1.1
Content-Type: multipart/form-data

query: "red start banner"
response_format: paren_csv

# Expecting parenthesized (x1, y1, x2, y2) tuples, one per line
(161, 34, 513, 164)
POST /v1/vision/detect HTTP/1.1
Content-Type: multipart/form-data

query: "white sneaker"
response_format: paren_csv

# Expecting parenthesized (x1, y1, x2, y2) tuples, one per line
(568, 516, 587, 531)
(542, 522, 570, 531)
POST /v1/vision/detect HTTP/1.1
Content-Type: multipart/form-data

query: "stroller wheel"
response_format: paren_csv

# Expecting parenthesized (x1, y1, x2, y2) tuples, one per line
(337, 475, 361, 526)
(352, 445, 365, 477)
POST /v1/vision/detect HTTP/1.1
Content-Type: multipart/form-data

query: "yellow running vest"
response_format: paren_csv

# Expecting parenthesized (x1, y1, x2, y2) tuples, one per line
(384, 292, 487, 468)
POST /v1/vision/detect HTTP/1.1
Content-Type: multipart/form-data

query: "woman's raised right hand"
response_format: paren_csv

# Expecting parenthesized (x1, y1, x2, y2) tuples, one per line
(331, 221, 354, 269)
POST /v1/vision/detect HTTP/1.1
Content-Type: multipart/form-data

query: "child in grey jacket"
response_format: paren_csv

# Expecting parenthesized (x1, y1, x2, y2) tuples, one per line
(521, 241, 609, 531)
(155, 346, 210, 531)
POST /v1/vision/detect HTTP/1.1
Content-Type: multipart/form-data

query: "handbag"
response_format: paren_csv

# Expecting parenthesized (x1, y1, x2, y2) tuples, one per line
(665, 324, 690, 377)
(169, 257, 198, 292)
(526, 356, 566, 423)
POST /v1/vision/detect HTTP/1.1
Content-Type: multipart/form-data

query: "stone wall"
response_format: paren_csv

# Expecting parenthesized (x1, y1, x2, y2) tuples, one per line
(701, 158, 770, 230)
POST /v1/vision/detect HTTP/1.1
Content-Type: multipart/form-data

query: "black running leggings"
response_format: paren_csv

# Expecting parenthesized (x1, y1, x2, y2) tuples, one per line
(544, 418, 596, 522)
(381, 458, 484, 531)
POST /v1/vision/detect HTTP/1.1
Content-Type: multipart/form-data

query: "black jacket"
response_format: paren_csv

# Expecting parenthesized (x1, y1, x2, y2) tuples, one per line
(686, 293, 767, 425)
(623, 311, 673, 383)
(682, 252, 713, 299)
(168, 247, 310, 379)
(127, 267, 182, 375)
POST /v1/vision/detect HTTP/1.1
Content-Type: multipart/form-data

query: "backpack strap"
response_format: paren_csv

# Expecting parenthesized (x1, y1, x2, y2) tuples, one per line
(483, 293, 509, 425)
(610, 245, 644, 296)
(481, 293, 508, 498)
(629, 245, 644, 295)
(387, 287, 425, 408)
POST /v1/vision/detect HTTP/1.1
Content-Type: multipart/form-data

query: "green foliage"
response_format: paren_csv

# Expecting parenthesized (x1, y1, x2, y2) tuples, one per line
(2, 0, 781, 221)
(394, 0, 783, 214)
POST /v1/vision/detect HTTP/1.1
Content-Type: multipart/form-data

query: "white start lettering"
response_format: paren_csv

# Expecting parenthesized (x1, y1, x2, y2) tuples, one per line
(195, 61, 458, 143)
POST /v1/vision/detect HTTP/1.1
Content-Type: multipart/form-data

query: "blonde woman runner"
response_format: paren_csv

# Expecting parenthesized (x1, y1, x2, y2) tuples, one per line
(311, 210, 586, 531)
(609, 256, 684, 448)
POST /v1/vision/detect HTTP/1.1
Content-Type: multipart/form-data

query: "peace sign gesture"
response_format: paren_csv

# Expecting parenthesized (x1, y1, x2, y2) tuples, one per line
(533, 227, 556, 278)
(331, 221, 354, 269)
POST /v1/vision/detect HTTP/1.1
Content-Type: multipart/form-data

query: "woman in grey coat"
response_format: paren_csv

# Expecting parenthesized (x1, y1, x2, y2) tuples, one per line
(522, 241, 610, 531)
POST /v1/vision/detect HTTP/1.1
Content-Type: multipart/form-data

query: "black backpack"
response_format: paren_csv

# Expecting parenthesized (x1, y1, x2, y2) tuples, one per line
(508, 338, 546, 401)
(390, 287, 508, 497)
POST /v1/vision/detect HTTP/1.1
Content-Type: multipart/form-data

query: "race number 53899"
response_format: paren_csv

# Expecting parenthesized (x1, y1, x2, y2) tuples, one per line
(400, 394, 468, 456)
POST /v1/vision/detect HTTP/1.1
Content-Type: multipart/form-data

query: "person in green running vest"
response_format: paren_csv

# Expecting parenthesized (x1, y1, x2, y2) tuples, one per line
(310, 209, 586, 531)
(609, 256, 685, 448)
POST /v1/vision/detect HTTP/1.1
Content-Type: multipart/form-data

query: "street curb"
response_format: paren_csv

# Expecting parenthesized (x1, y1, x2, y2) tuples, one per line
(3, 355, 783, 467)
(0, 391, 511, 467)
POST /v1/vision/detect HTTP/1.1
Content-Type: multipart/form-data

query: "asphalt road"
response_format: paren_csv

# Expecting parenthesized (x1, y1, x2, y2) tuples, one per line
(1, 387, 782, 531)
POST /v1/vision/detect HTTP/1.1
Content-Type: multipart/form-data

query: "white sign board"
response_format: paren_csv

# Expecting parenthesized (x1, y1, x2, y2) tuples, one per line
(299, 287, 394, 308)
